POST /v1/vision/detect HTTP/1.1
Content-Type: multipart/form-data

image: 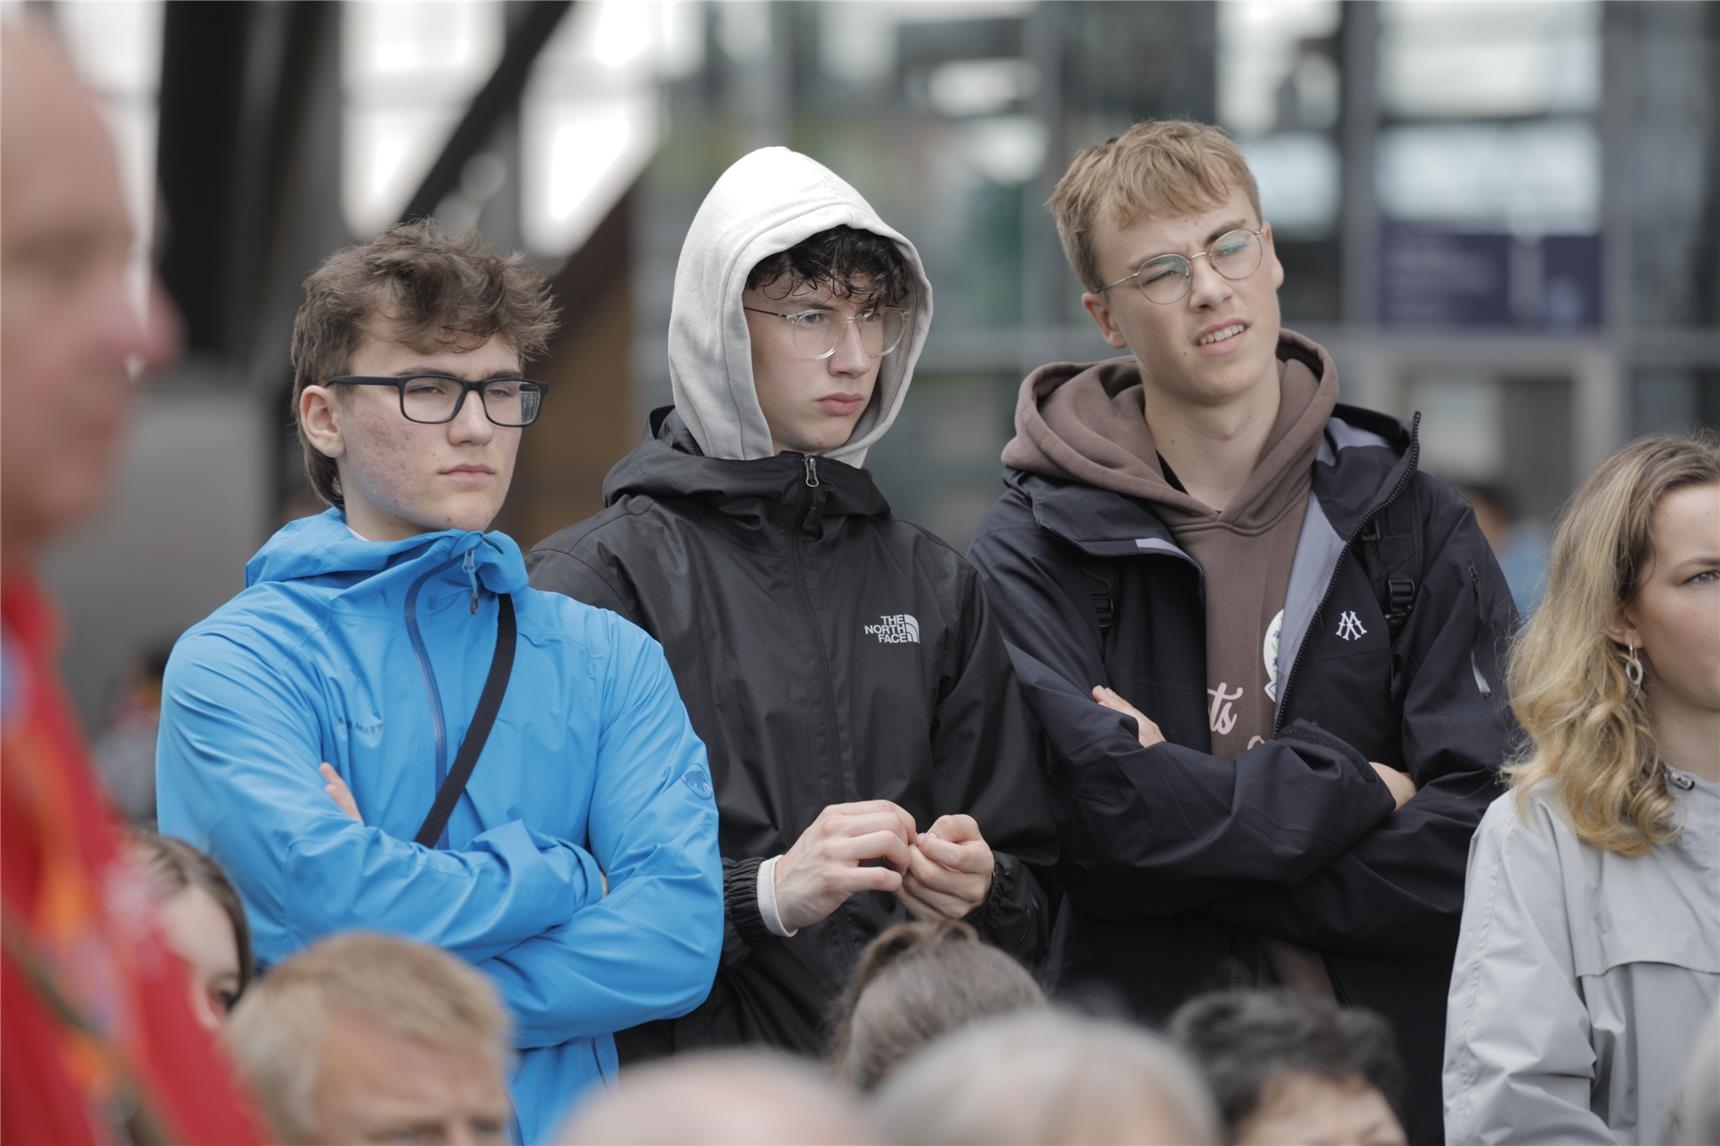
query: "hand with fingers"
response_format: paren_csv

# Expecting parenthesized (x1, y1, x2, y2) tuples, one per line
(773, 800, 918, 933)
(1091, 684, 1166, 748)
(897, 813, 994, 923)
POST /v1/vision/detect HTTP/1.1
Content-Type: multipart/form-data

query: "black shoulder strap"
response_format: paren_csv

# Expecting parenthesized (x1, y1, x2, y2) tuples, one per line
(1078, 553, 1119, 637)
(1358, 481, 1424, 642)
(415, 594, 517, 848)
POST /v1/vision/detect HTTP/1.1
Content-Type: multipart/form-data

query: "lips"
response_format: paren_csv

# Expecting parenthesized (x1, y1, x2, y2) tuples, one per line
(441, 465, 494, 479)
(1195, 321, 1247, 347)
(817, 394, 867, 416)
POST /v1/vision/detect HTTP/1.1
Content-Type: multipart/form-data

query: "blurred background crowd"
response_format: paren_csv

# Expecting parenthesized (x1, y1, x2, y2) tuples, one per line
(11, 0, 1717, 753)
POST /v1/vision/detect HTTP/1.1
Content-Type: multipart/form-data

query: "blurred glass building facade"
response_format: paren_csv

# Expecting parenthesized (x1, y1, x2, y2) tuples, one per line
(15, 0, 1720, 722)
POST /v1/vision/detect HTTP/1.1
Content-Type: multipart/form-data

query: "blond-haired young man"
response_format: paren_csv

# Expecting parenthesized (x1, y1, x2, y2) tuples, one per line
(968, 120, 1516, 1145)
(227, 933, 513, 1145)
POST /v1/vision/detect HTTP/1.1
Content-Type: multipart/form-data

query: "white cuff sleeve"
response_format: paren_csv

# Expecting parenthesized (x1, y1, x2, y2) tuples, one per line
(757, 854, 799, 938)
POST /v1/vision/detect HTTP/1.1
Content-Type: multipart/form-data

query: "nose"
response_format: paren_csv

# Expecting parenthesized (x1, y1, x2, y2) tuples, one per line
(1184, 253, 1233, 310)
(827, 316, 872, 376)
(104, 272, 181, 384)
(447, 386, 496, 444)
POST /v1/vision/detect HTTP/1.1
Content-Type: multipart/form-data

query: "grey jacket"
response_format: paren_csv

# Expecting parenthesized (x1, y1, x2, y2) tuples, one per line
(1444, 768, 1720, 1144)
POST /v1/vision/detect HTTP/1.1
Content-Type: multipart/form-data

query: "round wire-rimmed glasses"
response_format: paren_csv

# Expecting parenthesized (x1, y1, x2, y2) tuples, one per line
(741, 305, 909, 361)
(1097, 227, 1266, 305)
(326, 374, 549, 426)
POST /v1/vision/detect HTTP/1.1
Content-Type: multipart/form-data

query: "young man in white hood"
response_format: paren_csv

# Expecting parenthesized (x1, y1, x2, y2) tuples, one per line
(530, 147, 1056, 1060)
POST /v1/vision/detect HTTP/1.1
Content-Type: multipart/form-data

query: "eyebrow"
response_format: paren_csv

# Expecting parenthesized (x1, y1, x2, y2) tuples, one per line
(1128, 219, 1250, 273)
(385, 369, 523, 381)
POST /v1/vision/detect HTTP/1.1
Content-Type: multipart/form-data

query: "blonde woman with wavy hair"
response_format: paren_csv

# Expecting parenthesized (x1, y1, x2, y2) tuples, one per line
(1444, 431, 1720, 1146)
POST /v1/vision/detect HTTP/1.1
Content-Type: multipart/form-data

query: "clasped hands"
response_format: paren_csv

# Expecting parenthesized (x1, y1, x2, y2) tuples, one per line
(1090, 684, 1417, 810)
(772, 802, 994, 934)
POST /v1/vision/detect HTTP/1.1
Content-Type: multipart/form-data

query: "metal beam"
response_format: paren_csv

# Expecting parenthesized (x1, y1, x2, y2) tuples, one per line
(397, 0, 575, 226)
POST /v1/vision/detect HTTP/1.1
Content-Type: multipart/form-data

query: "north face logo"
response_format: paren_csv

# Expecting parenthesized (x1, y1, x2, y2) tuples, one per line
(864, 614, 921, 644)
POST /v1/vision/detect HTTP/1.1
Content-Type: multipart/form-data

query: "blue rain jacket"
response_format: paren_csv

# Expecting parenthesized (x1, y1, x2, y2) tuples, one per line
(156, 511, 722, 1143)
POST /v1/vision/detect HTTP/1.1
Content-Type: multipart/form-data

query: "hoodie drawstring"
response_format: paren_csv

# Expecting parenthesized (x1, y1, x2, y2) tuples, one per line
(463, 550, 479, 614)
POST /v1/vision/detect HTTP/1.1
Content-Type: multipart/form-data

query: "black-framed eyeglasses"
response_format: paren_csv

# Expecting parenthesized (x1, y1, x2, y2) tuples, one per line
(326, 374, 548, 427)
(1097, 227, 1267, 305)
(741, 305, 910, 361)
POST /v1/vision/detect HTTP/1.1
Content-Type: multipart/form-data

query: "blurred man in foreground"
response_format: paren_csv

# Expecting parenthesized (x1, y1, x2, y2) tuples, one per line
(226, 933, 514, 1146)
(0, 20, 261, 1143)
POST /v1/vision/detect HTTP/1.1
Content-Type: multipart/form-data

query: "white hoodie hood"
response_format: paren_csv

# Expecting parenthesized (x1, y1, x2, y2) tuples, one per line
(667, 146, 933, 467)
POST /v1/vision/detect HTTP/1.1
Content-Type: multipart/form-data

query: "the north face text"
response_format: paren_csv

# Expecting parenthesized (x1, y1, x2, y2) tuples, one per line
(863, 614, 921, 644)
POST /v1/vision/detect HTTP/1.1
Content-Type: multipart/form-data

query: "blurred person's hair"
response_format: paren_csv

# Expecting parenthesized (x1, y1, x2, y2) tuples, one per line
(559, 1048, 871, 1145)
(1168, 990, 1403, 1138)
(1047, 119, 1262, 293)
(746, 224, 916, 309)
(827, 920, 1045, 1091)
(290, 219, 560, 509)
(131, 832, 252, 997)
(224, 931, 512, 1145)
(870, 1009, 1220, 1146)
(1504, 430, 1720, 855)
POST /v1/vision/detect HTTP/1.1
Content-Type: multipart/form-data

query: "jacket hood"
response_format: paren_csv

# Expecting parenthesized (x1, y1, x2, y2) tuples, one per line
(1001, 333, 1417, 553)
(1001, 330, 1336, 514)
(602, 408, 890, 522)
(245, 509, 530, 600)
(667, 146, 933, 468)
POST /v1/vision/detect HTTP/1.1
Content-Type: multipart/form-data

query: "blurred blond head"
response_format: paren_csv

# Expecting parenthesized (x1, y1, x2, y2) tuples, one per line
(559, 1049, 871, 1145)
(225, 932, 512, 1145)
(871, 1009, 1221, 1146)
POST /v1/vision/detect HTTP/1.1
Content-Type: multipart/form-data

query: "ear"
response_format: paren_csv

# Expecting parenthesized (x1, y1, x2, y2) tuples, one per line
(1081, 291, 1130, 350)
(299, 386, 346, 462)
(1605, 603, 1641, 651)
(1263, 221, 1286, 290)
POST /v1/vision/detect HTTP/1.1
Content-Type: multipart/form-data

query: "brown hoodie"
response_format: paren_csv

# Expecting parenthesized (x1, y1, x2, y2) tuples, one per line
(1003, 331, 1341, 997)
(1002, 331, 1338, 760)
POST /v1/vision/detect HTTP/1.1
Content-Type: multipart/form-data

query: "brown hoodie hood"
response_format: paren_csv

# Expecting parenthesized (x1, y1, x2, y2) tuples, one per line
(1001, 329, 1338, 528)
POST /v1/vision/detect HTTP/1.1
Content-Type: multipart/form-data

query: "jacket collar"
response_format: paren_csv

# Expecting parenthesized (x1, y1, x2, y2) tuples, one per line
(244, 510, 529, 604)
(1012, 405, 1418, 556)
(603, 407, 893, 529)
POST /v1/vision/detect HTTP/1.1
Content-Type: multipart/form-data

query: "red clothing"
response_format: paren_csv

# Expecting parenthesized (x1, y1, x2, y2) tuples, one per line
(2, 576, 261, 1146)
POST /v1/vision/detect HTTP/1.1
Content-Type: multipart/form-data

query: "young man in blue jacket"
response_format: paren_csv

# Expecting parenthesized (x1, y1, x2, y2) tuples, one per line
(155, 221, 723, 1144)
(966, 120, 1517, 1145)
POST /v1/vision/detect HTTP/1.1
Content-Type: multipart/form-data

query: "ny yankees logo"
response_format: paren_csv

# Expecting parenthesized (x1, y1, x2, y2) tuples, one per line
(1336, 611, 1368, 641)
(1207, 683, 1243, 736)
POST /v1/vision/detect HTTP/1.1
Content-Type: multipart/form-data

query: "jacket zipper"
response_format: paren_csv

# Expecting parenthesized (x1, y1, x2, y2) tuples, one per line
(786, 456, 858, 958)
(1467, 562, 1493, 698)
(405, 553, 466, 846)
(1272, 419, 1421, 735)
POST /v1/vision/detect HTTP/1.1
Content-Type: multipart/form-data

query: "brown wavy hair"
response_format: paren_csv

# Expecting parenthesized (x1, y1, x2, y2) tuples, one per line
(1505, 431, 1720, 855)
(290, 219, 559, 508)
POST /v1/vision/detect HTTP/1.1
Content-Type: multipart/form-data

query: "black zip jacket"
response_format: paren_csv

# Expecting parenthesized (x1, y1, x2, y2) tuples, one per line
(529, 409, 1058, 1059)
(968, 399, 1517, 1146)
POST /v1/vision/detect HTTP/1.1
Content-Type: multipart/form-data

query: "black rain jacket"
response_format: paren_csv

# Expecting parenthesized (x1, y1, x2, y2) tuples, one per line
(529, 409, 1058, 1059)
(968, 390, 1517, 1146)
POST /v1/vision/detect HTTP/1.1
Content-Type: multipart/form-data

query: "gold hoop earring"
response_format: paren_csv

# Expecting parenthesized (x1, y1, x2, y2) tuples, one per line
(1625, 645, 1644, 689)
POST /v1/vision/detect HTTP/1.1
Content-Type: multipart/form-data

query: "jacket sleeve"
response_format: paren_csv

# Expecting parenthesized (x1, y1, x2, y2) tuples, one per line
(530, 543, 769, 970)
(473, 620, 723, 1048)
(1442, 797, 1616, 1145)
(1202, 490, 1518, 954)
(968, 510, 1395, 921)
(929, 563, 1059, 965)
(156, 630, 604, 965)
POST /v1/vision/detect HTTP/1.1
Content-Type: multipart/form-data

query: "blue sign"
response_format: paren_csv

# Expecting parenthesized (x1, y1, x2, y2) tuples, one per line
(1379, 223, 1602, 331)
